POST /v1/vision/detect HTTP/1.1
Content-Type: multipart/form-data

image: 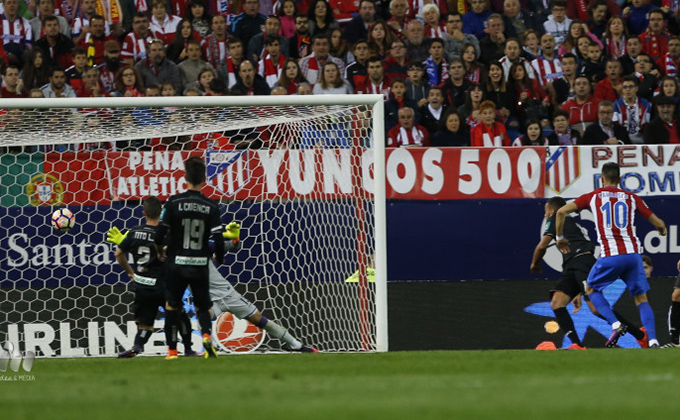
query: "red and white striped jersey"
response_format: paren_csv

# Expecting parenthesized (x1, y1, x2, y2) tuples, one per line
(530, 56, 563, 86)
(121, 31, 152, 63)
(574, 186, 653, 257)
(0, 14, 32, 46)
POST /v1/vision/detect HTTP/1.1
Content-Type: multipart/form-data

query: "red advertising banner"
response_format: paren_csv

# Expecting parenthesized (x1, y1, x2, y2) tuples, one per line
(43, 147, 546, 204)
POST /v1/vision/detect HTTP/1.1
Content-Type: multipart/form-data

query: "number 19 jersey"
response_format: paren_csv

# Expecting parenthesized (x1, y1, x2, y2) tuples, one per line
(574, 186, 653, 257)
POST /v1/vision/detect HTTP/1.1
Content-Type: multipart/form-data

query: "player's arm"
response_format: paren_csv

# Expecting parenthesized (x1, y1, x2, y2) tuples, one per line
(114, 248, 135, 280)
(530, 235, 553, 274)
(647, 213, 667, 236)
(555, 202, 579, 254)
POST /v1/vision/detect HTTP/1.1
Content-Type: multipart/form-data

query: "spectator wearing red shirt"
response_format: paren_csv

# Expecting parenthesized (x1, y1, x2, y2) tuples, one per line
(656, 36, 680, 77)
(561, 74, 600, 134)
(638, 8, 671, 62)
(387, 107, 430, 147)
(593, 59, 623, 103)
(470, 100, 510, 147)
(35, 14, 75, 69)
(77, 14, 116, 66)
(1, 65, 27, 97)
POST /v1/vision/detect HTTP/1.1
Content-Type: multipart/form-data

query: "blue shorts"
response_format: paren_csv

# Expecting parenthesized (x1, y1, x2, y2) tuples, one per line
(587, 254, 650, 297)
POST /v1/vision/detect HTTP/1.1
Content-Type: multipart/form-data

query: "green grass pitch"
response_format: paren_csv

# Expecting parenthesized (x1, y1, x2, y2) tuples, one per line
(2, 349, 678, 419)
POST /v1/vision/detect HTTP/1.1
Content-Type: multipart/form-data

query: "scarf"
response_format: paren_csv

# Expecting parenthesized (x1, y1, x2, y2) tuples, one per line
(424, 55, 448, 86)
(206, 34, 225, 67)
(665, 52, 678, 77)
(393, 126, 426, 147)
(557, 127, 575, 145)
(465, 66, 481, 84)
(617, 98, 648, 136)
(306, 55, 320, 83)
(606, 36, 626, 59)
(97, 0, 123, 23)
(260, 53, 285, 87)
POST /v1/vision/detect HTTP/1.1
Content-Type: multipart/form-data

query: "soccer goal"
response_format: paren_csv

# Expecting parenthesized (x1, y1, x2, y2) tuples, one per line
(0, 95, 387, 356)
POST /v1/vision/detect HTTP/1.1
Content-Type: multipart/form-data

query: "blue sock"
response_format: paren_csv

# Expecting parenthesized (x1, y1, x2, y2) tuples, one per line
(255, 315, 268, 328)
(588, 291, 619, 325)
(637, 301, 657, 340)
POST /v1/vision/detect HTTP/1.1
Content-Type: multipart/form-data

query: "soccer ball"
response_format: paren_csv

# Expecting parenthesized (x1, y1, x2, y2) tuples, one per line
(51, 208, 75, 232)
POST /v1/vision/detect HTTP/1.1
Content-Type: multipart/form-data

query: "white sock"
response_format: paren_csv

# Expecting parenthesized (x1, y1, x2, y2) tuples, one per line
(264, 320, 302, 350)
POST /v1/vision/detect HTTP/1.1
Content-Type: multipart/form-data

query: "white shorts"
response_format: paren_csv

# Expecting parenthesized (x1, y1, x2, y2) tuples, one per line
(208, 263, 258, 320)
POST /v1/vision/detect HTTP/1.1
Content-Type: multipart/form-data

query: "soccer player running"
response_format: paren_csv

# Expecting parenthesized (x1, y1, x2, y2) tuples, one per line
(156, 157, 225, 359)
(531, 196, 649, 349)
(555, 162, 667, 348)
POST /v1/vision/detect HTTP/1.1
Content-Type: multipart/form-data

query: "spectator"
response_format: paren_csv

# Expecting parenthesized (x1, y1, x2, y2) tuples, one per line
(367, 20, 396, 59)
(521, 28, 541, 61)
(619, 36, 643, 76)
(166, 19, 201, 64)
(230, 60, 271, 95)
(582, 100, 631, 144)
(543, 0, 570, 48)
(65, 47, 89, 93)
(484, 61, 515, 119)
(383, 38, 408, 79)
(603, 16, 627, 60)
(355, 55, 391, 97)
(502, 0, 540, 44)
(77, 14, 116, 66)
(1, 65, 28, 97)
(21, 49, 51, 90)
(593, 59, 623, 103)
(312, 62, 353, 94)
(551, 52, 577, 105)
(30, 0, 70, 41)
(404, 61, 429, 107)
(463, 0, 492, 40)
(419, 86, 447, 136)
(508, 61, 549, 124)
(217, 38, 246, 89)
(178, 39, 215, 91)
(248, 16, 291, 63)
(633, 53, 659, 101)
(457, 82, 485, 128)
(443, 11, 480, 62)
(441, 59, 470, 108)
(343, 0, 376, 46)
(288, 13, 312, 60)
(277, 0, 297, 39)
(258, 36, 287, 88)
(197, 68, 216, 93)
(207, 76, 228, 95)
(422, 3, 445, 38)
(622, 0, 652, 37)
(585, 0, 608, 41)
(406, 0, 447, 19)
(308, 0, 339, 37)
(299, 33, 345, 84)
(40, 67, 77, 98)
(512, 118, 549, 146)
(462, 42, 486, 84)
(470, 99, 511, 146)
(479, 14, 507, 65)
(121, 12, 153, 65)
(386, 0, 412, 37)
(97, 40, 126, 93)
(112, 66, 145, 97)
(404, 20, 428, 63)
(35, 14, 75, 69)
(531, 32, 562, 86)
(579, 40, 606, 83)
(184, 0, 212, 39)
(638, 9, 671, 63)
(135, 39, 183, 94)
(71, 0, 111, 45)
(431, 108, 470, 146)
(276, 58, 306, 94)
(656, 36, 680, 78)
(499, 37, 535, 81)
(561, 74, 598, 134)
(567, 0, 619, 23)
(385, 78, 419, 132)
(149, 0, 182, 45)
(76, 66, 107, 97)
(652, 76, 680, 119)
(329, 28, 352, 64)
(558, 21, 602, 58)
(423, 37, 448, 86)
(547, 109, 581, 145)
(613, 75, 651, 145)
(386, 107, 430, 147)
(644, 96, 680, 144)
(203, 15, 231, 67)
(297, 82, 313, 94)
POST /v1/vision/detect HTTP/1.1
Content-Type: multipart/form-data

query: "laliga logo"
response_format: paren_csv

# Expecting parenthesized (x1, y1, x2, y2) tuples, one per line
(212, 312, 266, 353)
(0, 342, 35, 373)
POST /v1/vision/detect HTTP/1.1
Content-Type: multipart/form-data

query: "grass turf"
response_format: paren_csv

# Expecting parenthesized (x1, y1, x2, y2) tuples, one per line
(1, 349, 678, 419)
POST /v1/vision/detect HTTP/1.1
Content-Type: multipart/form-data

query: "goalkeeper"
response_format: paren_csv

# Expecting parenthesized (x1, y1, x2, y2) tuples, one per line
(108, 218, 318, 354)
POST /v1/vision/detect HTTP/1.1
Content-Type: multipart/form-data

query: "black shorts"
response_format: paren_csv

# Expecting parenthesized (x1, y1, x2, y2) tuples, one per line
(550, 253, 596, 300)
(133, 287, 164, 326)
(165, 261, 211, 311)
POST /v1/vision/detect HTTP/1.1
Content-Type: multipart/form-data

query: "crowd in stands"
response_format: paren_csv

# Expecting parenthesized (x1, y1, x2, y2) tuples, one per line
(1, 0, 680, 149)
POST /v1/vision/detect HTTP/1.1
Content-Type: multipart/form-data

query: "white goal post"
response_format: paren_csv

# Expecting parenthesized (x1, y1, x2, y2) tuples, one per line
(0, 94, 387, 356)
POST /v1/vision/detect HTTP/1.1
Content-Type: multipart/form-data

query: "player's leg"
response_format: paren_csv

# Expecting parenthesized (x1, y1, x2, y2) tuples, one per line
(625, 255, 659, 348)
(119, 291, 160, 358)
(164, 266, 190, 359)
(586, 257, 621, 326)
(665, 276, 680, 347)
(177, 309, 198, 356)
(585, 285, 648, 347)
(549, 264, 585, 348)
(189, 267, 218, 358)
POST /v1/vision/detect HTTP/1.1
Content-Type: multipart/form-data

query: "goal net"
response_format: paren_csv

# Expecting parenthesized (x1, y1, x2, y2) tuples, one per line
(0, 95, 387, 357)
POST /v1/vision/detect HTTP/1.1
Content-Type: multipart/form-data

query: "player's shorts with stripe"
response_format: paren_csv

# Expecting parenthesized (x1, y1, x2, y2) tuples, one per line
(550, 253, 595, 300)
(133, 287, 165, 326)
(208, 263, 257, 319)
(587, 253, 650, 296)
(165, 260, 211, 310)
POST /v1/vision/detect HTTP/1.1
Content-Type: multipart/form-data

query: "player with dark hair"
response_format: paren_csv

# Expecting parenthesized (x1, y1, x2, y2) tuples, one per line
(556, 162, 667, 348)
(156, 157, 225, 359)
(113, 197, 197, 358)
(531, 196, 649, 349)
